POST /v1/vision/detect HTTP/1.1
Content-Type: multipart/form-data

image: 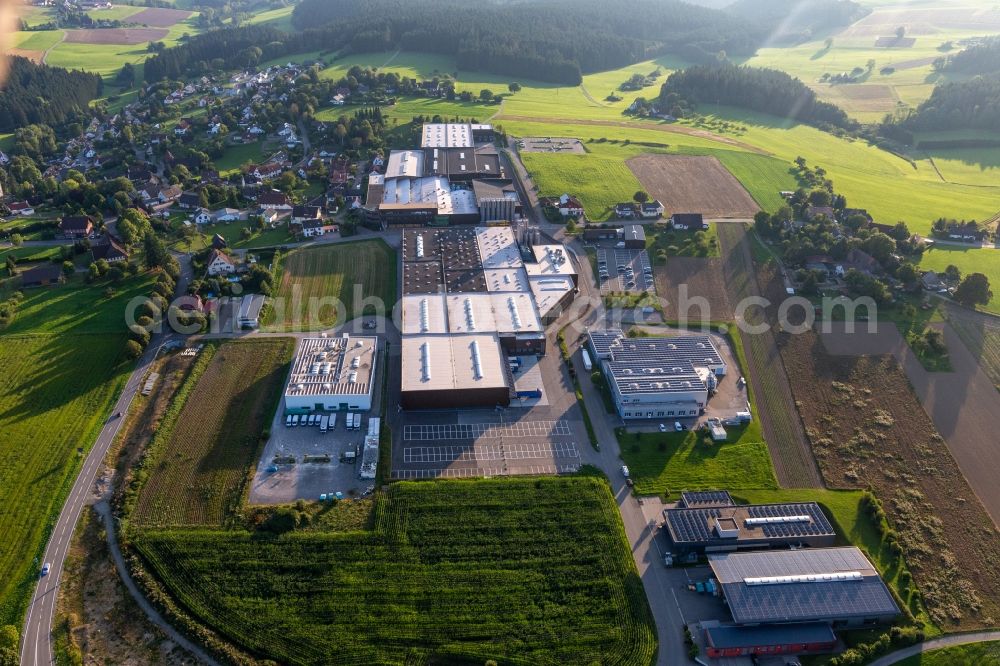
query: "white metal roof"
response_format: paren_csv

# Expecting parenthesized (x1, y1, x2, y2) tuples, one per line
(400, 294, 449, 335)
(489, 292, 542, 333)
(476, 226, 524, 269)
(384, 150, 424, 179)
(401, 333, 508, 393)
(484, 268, 532, 293)
(525, 244, 577, 278)
(528, 275, 575, 319)
(445, 294, 496, 334)
(421, 123, 473, 148)
(285, 335, 377, 398)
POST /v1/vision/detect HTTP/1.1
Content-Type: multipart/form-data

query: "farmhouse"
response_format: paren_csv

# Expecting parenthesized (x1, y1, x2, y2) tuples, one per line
(589, 329, 725, 420)
(291, 205, 323, 225)
(19, 263, 64, 288)
(708, 547, 900, 627)
(661, 496, 836, 559)
(59, 215, 95, 238)
(9, 201, 35, 216)
(236, 293, 267, 329)
(284, 335, 378, 412)
(206, 249, 236, 276)
(257, 190, 293, 210)
(670, 213, 704, 230)
(90, 238, 129, 263)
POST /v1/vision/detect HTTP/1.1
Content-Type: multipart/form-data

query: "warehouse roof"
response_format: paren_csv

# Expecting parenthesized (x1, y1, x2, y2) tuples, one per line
(524, 244, 577, 279)
(443, 293, 542, 335)
(705, 622, 836, 650)
(529, 275, 575, 320)
(400, 294, 449, 335)
(385, 150, 424, 179)
(401, 229, 442, 262)
(402, 261, 445, 295)
(679, 490, 734, 508)
(484, 268, 531, 293)
(477, 226, 523, 269)
(663, 502, 835, 546)
(401, 333, 509, 393)
(591, 330, 726, 371)
(285, 336, 377, 398)
(605, 360, 707, 395)
(236, 293, 266, 322)
(709, 547, 900, 625)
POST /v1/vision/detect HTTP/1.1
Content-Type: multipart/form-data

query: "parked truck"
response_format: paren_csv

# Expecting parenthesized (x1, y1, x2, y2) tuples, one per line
(581, 349, 593, 372)
(320, 415, 329, 432)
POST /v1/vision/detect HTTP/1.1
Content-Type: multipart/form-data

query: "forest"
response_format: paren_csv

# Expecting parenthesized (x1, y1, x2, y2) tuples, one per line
(0, 57, 103, 132)
(658, 63, 856, 130)
(902, 73, 1000, 132)
(934, 38, 1000, 76)
(725, 0, 869, 45)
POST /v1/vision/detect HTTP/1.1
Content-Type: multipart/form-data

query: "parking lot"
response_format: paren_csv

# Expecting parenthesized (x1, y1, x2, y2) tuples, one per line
(403, 420, 572, 440)
(517, 137, 585, 154)
(596, 248, 656, 294)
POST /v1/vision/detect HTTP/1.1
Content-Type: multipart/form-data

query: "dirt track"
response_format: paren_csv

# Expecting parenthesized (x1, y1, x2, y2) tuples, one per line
(628, 155, 761, 218)
(820, 319, 1000, 527)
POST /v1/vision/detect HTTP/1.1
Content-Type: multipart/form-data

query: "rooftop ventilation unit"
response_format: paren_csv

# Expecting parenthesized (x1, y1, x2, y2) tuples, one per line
(420, 343, 432, 382)
(507, 297, 522, 330)
(349, 372, 358, 383)
(464, 298, 476, 331)
(419, 299, 430, 333)
(745, 572, 863, 586)
(471, 340, 483, 380)
(744, 515, 812, 527)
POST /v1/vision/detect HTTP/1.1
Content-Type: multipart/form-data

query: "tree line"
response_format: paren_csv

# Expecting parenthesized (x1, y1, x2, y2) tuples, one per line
(901, 73, 1000, 132)
(0, 57, 103, 132)
(657, 63, 856, 131)
(934, 37, 1000, 76)
(725, 0, 869, 46)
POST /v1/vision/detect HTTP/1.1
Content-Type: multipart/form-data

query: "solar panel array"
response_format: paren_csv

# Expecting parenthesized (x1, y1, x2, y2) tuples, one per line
(609, 335, 725, 368)
(680, 490, 734, 508)
(665, 508, 722, 543)
(710, 547, 900, 624)
(747, 503, 834, 538)
(587, 329, 625, 359)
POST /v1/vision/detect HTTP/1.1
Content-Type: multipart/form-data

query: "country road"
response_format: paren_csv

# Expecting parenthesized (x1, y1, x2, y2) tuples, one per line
(19, 335, 173, 666)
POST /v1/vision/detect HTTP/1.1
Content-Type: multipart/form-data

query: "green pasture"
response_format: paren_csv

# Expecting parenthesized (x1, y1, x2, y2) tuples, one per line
(919, 246, 1000, 315)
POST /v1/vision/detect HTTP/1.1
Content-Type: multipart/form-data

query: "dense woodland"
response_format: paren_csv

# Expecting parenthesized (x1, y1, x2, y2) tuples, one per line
(903, 73, 1000, 132)
(658, 63, 856, 130)
(935, 38, 1000, 75)
(0, 57, 103, 132)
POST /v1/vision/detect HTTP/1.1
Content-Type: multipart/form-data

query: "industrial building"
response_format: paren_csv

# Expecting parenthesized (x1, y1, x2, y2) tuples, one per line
(284, 335, 378, 412)
(708, 547, 900, 627)
(662, 499, 837, 558)
(588, 329, 726, 420)
(399, 226, 576, 409)
(236, 293, 267, 329)
(701, 621, 837, 659)
(363, 123, 520, 226)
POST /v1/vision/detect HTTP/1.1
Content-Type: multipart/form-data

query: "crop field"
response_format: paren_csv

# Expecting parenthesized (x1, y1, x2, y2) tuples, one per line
(654, 257, 732, 321)
(64, 28, 169, 45)
(717, 224, 821, 488)
(946, 306, 1000, 393)
(628, 155, 761, 218)
(0, 334, 131, 626)
(130, 7, 192, 27)
(919, 247, 1000, 314)
(897, 641, 1000, 666)
(134, 339, 294, 527)
(133, 476, 656, 665)
(265, 240, 397, 331)
(779, 327, 1000, 630)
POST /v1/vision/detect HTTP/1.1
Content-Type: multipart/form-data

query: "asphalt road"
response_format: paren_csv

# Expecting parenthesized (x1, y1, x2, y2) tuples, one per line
(19, 336, 171, 666)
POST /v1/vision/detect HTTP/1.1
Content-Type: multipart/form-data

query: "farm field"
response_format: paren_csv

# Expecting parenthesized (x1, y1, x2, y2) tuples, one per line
(925, 148, 1000, 186)
(132, 476, 657, 665)
(264, 240, 397, 331)
(919, 247, 1000, 314)
(245, 5, 296, 31)
(654, 256, 732, 321)
(779, 327, 1000, 630)
(618, 422, 777, 496)
(945, 306, 1000, 392)
(0, 334, 132, 626)
(628, 154, 761, 218)
(133, 339, 294, 527)
(896, 641, 1000, 666)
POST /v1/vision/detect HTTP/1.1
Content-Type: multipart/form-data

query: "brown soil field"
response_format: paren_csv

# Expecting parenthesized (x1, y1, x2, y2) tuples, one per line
(9, 48, 44, 63)
(64, 28, 168, 45)
(654, 257, 731, 322)
(717, 224, 821, 488)
(780, 328, 1000, 630)
(130, 7, 192, 27)
(890, 56, 938, 70)
(874, 36, 916, 48)
(840, 7, 1000, 37)
(827, 84, 897, 112)
(946, 304, 1000, 392)
(627, 155, 761, 218)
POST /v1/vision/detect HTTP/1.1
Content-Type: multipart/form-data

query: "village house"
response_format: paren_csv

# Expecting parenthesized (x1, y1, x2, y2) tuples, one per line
(178, 191, 202, 209)
(158, 185, 183, 204)
(615, 203, 637, 219)
(640, 200, 665, 219)
(557, 194, 584, 217)
(20, 263, 64, 288)
(59, 215, 95, 239)
(206, 249, 236, 276)
(670, 213, 705, 231)
(90, 237, 129, 264)
(257, 190, 293, 211)
(9, 201, 35, 216)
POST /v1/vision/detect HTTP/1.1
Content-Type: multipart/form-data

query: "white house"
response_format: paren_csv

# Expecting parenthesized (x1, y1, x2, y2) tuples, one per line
(557, 193, 584, 217)
(212, 208, 243, 223)
(194, 208, 212, 225)
(206, 249, 236, 276)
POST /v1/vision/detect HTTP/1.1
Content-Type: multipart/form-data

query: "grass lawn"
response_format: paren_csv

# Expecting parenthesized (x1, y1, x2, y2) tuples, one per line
(214, 141, 268, 175)
(0, 246, 67, 263)
(264, 239, 397, 331)
(12, 29, 65, 52)
(896, 641, 1000, 666)
(919, 247, 1000, 315)
(245, 5, 296, 30)
(0, 334, 132, 626)
(736, 489, 935, 632)
(132, 476, 657, 665)
(133, 339, 294, 527)
(646, 223, 720, 259)
(618, 422, 777, 496)
(171, 220, 296, 252)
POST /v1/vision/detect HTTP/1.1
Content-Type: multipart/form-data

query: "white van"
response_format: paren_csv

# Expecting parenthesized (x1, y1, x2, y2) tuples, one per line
(291, 414, 300, 427)
(285, 415, 293, 427)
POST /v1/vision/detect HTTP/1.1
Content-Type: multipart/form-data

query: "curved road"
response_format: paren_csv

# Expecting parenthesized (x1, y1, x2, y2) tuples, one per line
(868, 631, 1000, 666)
(20, 336, 172, 666)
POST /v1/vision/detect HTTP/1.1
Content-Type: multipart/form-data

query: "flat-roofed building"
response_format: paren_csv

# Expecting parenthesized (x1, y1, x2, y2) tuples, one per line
(589, 329, 726, 420)
(524, 244, 578, 286)
(662, 501, 836, 557)
(702, 621, 837, 659)
(284, 335, 378, 412)
(236, 293, 267, 329)
(473, 179, 520, 222)
(708, 547, 900, 627)
(484, 268, 531, 293)
(399, 294, 449, 335)
(477, 226, 524, 269)
(421, 123, 483, 148)
(528, 275, 576, 324)
(401, 333, 511, 409)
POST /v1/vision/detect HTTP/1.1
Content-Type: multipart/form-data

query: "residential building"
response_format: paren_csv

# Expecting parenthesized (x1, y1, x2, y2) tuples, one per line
(20, 263, 64, 288)
(178, 191, 202, 209)
(206, 249, 236, 276)
(9, 201, 35, 216)
(671, 213, 704, 230)
(615, 203, 637, 219)
(557, 193, 584, 218)
(257, 190, 293, 210)
(90, 238, 129, 264)
(640, 200, 664, 218)
(59, 215, 95, 239)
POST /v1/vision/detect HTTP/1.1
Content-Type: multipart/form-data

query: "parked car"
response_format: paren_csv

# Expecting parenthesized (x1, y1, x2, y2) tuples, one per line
(659, 423, 667, 432)
(621, 465, 630, 478)
(674, 421, 683, 431)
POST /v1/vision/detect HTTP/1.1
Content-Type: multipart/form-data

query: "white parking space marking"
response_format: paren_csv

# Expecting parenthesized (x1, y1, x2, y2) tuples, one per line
(391, 463, 581, 480)
(403, 442, 580, 463)
(403, 420, 572, 441)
